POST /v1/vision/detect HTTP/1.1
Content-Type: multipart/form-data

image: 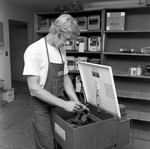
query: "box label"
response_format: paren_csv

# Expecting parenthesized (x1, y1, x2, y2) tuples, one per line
(106, 12, 125, 30)
(55, 123, 66, 141)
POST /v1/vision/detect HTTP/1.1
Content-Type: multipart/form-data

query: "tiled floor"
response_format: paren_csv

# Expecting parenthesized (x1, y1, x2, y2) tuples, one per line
(0, 81, 150, 149)
(0, 81, 34, 149)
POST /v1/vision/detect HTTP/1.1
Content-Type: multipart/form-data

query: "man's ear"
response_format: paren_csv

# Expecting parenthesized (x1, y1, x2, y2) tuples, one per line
(57, 33, 61, 40)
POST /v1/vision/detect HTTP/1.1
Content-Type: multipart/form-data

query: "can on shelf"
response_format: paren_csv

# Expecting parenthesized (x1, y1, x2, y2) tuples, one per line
(136, 66, 142, 76)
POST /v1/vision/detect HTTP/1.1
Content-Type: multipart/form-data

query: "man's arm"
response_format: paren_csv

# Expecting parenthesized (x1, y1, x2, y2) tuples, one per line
(63, 74, 89, 111)
(63, 74, 80, 102)
(26, 75, 83, 112)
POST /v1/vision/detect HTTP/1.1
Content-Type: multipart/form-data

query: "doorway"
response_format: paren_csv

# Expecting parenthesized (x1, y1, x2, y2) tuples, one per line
(9, 20, 29, 83)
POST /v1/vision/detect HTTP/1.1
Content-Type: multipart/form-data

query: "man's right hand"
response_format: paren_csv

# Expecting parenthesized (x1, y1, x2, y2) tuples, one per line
(62, 101, 87, 113)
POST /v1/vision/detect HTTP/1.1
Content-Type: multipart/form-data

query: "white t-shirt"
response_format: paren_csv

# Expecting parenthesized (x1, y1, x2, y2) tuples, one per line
(23, 38, 68, 88)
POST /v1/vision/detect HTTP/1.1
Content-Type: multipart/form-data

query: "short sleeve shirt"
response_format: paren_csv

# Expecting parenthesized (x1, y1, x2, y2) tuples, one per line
(23, 38, 68, 88)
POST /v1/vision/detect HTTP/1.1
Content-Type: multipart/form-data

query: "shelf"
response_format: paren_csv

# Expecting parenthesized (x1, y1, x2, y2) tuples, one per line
(81, 30, 101, 33)
(113, 72, 150, 79)
(104, 30, 150, 33)
(66, 51, 101, 54)
(35, 7, 150, 134)
(36, 30, 49, 34)
(130, 129, 150, 141)
(104, 52, 150, 57)
(35, 9, 102, 17)
(126, 110, 150, 122)
(36, 30, 102, 34)
(117, 90, 150, 101)
(104, 5, 147, 11)
(37, 9, 101, 15)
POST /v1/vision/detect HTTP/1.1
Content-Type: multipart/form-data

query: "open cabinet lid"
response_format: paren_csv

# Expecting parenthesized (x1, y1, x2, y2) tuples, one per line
(0, 80, 4, 88)
(78, 61, 121, 118)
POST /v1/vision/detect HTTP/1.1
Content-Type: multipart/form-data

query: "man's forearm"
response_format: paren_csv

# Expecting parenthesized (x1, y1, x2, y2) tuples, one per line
(64, 74, 79, 102)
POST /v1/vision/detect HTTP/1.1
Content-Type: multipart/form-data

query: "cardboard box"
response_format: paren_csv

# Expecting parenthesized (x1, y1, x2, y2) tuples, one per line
(106, 12, 125, 31)
(2, 88, 15, 103)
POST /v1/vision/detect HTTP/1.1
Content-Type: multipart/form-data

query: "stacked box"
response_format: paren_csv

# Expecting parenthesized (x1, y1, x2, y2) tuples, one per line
(75, 36, 87, 52)
(39, 18, 50, 30)
(88, 15, 100, 30)
(75, 57, 88, 71)
(88, 36, 101, 52)
(64, 41, 74, 50)
(50, 18, 56, 25)
(76, 16, 87, 31)
(88, 58, 101, 64)
(146, 0, 150, 6)
(66, 56, 75, 71)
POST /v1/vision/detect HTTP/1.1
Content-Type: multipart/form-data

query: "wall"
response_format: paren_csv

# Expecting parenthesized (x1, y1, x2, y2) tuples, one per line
(83, 0, 146, 10)
(10, 22, 28, 82)
(0, 1, 34, 89)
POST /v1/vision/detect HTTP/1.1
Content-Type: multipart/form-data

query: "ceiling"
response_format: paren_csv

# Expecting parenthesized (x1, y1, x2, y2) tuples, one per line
(2, 0, 121, 12)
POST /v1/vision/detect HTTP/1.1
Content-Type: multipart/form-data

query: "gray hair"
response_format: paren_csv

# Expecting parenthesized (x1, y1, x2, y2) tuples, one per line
(49, 14, 80, 37)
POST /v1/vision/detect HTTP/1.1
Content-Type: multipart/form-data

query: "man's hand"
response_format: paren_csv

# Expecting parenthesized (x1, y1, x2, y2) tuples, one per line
(63, 101, 89, 113)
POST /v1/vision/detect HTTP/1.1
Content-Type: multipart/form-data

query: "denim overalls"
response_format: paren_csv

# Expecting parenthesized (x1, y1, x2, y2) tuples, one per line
(30, 37, 64, 149)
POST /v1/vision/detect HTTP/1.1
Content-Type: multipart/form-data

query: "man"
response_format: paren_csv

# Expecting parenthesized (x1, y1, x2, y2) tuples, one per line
(23, 14, 87, 149)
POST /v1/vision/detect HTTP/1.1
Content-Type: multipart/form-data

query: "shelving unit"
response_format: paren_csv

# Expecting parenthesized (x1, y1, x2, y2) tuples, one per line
(102, 6, 150, 134)
(34, 10, 102, 40)
(34, 10, 102, 84)
(34, 6, 150, 140)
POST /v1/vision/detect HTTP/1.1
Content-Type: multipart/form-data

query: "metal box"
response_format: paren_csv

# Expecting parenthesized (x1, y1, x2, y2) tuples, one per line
(51, 104, 130, 149)
(51, 62, 130, 149)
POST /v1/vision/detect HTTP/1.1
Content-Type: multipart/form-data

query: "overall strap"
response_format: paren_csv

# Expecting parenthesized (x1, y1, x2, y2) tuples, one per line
(58, 48, 64, 63)
(44, 37, 50, 63)
(44, 37, 63, 63)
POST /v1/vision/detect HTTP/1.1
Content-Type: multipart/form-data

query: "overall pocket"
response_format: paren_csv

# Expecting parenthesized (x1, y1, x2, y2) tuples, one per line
(52, 77, 64, 97)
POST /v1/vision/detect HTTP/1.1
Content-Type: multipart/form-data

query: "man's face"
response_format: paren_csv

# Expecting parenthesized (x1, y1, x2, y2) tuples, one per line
(55, 32, 76, 48)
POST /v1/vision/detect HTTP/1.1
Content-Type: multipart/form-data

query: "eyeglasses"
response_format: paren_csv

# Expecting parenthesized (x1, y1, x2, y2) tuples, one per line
(59, 31, 70, 41)
(60, 31, 78, 41)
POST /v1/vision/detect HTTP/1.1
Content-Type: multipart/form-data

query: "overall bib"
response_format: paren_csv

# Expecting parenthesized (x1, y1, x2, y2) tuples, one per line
(30, 37, 64, 149)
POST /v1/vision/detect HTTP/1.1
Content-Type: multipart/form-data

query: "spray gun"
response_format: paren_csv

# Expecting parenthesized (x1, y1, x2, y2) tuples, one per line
(95, 81, 101, 113)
